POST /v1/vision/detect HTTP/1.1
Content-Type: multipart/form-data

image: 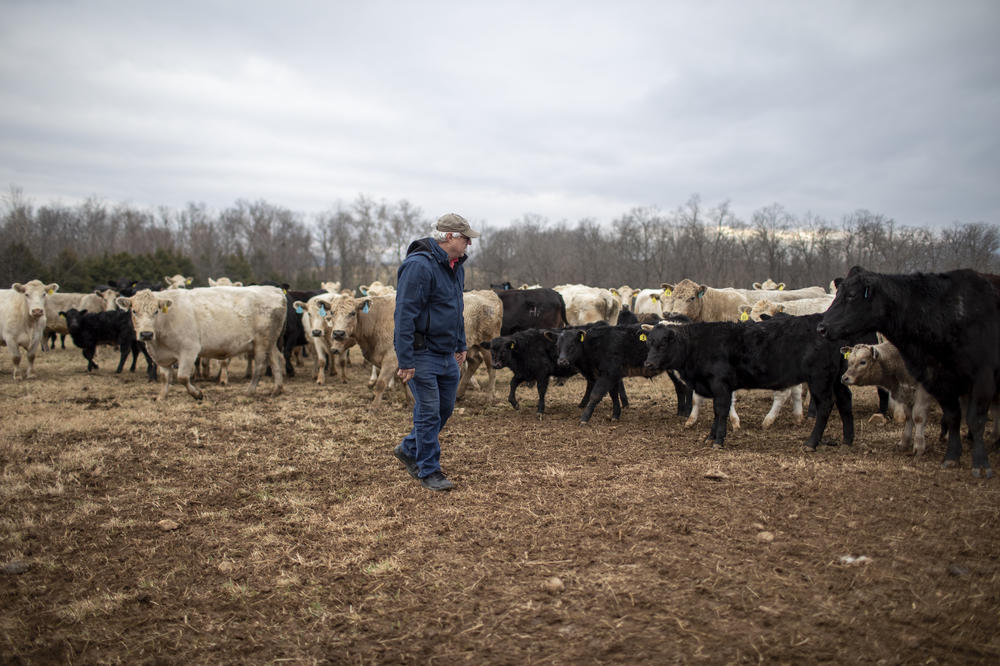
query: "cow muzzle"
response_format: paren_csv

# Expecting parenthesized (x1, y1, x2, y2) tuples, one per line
(30, 309, 44, 318)
(139, 331, 154, 342)
(311, 329, 323, 337)
(332, 330, 346, 340)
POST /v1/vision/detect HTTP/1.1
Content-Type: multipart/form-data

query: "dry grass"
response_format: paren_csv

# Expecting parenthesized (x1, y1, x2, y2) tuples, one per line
(2, 344, 1000, 664)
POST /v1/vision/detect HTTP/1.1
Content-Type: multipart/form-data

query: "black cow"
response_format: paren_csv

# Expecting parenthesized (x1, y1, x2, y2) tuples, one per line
(61, 308, 156, 379)
(480, 328, 593, 417)
(494, 288, 568, 335)
(554, 324, 653, 423)
(645, 314, 854, 450)
(818, 266, 1000, 477)
(282, 289, 324, 377)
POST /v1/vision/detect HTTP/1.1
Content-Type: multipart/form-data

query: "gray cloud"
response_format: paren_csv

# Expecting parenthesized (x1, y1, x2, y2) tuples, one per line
(1, 0, 998, 228)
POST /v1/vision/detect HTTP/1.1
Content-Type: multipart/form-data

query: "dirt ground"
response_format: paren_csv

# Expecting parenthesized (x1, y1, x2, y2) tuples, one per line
(2, 344, 1000, 665)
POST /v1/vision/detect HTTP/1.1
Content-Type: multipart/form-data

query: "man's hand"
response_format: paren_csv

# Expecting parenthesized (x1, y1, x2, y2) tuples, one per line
(397, 368, 415, 383)
(455, 350, 467, 365)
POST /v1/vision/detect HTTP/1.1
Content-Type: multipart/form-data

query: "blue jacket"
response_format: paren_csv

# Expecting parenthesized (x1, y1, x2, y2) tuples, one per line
(394, 238, 467, 369)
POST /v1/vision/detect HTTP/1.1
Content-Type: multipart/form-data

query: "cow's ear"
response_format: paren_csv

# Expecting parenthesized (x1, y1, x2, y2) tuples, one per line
(833, 277, 843, 289)
(840, 346, 852, 357)
(696, 285, 707, 298)
(640, 323, 654, 332)
(776, 304, 785, 313)
(58, 311, 66, 318)
(738, 305, 751, 314)
(158, 298, 173, 313)
(870, 345, 879, 360)
(115, 297, 131, 310)
(46, 283, 59, 294)
(12, 283, 25, 293)
(541, 330, 556, 341)
(752, 282, 762, 290)
(357, 298, 372, 314)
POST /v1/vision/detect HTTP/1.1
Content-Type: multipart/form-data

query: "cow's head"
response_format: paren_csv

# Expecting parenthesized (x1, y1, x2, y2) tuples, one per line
(643, 321, 688, 372)
(297, 296, 337, 339)
(327, 297, 362, 351)
(817, 266, 880, 339)
(11, 280, 58, 319)
(840, 344, 879, 386)
(664, 279, 704, 321)
(117, 289, 171, 342)
(747, 299, 782, 322)
(553, 328, 585, 368)
(482, 335, 515, 369)
(59, 308, 86, 333)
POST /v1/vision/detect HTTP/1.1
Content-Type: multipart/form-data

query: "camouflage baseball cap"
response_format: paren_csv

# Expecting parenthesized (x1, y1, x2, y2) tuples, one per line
(436, 213, 480, 238)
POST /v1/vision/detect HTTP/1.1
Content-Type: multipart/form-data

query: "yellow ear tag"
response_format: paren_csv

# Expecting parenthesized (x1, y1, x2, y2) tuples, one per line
(160, 304, 169, 314)
(639, 333, 647, 342)
(651, 295, 658, 302)
(778, 285, 785, 291)
(843, 351, 851, 359)
(47, 288, 53, 295)
(509, 342, 515, 349)
(578, 331, 585, 342)
(664, 288, 672, 297)
(739, 311, 749, 322)
(59, 313, 65, 318)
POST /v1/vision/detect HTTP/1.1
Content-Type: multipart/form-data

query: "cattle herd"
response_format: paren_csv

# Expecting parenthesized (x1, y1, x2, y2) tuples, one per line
(3, 268, 999, 477)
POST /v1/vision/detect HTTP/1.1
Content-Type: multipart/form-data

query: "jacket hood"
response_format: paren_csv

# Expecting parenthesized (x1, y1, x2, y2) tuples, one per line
(405, 237, 467, 266)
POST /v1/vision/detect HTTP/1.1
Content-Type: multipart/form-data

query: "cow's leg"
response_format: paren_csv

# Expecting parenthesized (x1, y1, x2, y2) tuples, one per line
(83, 346, 99, 371)
(686, 393, 706, 428)
(728, 392, 741, 430)
(899, 400, 914, 452)
(803, 382, 836, 450)
(268, 346, 284, 395)
(877, 387, 891, 418)
(115, 342, 130, 373)
(939, 396, 964, 468)
(580, 376, 614, 424)
(762, 388, 791, 429)
(966, 372, 995, 477)
(154, 364, 175, 401)
(457, 351, 480, 399)
(668, 371, 692, 417)
(6, 338, 23, 379)
(139, 344, 157, 381)
(369, 361, 397, 410)
(618, 379, 629, 409)
(911, 388, 930, 456)
(835, 380, 854, 447)
(578, 375, 595, 408)
(314, 344, 327, 385)
(710, 389, 733, 449)
(481, 350, 496, 400)
(218, 359, 230, 386)
(176, 353, 203, 400)
(609, 380, 624, 421)
(535, 375, 551, 418)
(334, 352, 348, 384)
(507, 377, 521, 410)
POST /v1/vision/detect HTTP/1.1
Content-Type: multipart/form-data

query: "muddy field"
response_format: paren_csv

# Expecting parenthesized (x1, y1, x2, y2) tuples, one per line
(2, 344, 1000, 664)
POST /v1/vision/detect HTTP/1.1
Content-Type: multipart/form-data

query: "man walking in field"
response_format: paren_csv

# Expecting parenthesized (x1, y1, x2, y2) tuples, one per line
(392, 213, 479, 491)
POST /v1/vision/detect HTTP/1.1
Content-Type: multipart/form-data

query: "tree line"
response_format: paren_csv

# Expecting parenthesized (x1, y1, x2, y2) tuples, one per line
(2, 187, 997, 293)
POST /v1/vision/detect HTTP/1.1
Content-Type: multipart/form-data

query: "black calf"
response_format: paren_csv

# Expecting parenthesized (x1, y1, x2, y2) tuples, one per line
(645, 314, 854, 450)
(61, 308, 156, 379)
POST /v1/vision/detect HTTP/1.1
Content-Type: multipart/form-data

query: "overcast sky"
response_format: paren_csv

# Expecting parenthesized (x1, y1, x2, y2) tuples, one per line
(2, 1, 998, 230)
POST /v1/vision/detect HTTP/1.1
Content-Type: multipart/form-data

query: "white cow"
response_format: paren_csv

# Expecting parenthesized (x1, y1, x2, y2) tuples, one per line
(294, 293, 351, 384)
(117, 287, 286, 401)
(1, 280, 59, 379)
(43, 291, 106, 350)
(208, 277, 243, 287)
(164, 274, 193, 289)
(458, 290, 503, 400)
(633, 286, 673, 318)
(554, 284, 621, 326)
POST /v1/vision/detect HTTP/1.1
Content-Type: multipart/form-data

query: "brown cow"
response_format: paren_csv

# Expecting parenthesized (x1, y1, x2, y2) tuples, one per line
(458, 290, 503, 400)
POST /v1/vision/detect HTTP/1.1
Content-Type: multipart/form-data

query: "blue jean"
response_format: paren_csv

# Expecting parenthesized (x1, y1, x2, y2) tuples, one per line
(399, 350, 461, 478)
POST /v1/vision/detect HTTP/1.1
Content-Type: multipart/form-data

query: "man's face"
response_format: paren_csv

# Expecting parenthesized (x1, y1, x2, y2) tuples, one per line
(442, 232, 472, 259)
